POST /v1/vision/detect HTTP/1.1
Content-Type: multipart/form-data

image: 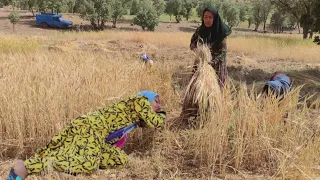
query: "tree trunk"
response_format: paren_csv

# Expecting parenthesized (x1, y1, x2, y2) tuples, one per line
(175, 15, 180, 23)
(169, 15, 172, 22)
(309, 30, 313, 39)
(294, 16, 300, 34)
(13, 24, 15, 33)
(31, 8, 35, 16)
(302, 8, 312, 39)
(263, 20, 266, 32)
(101, 20, 105, 29)
(303, 27, 308, 39)
(72, 3, 75, 13)
(112, 18, 117, 28)
(91, 21, 97, 29)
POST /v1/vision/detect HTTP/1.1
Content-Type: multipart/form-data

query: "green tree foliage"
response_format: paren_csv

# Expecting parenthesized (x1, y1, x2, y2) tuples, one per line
(196, 0, 244, 28)
(182, 0, 193, 21)
(66, 0, 77, 13)
(2, 0, 318, 36)
(220, 0, 240, 28)
(152, 0, 165, 16)
(250, 0, 272, 32)
(8, 11, 20, 32)
(271, 0, 318, 38)
(110, 0, 130, 27)
(238, 2, 249, 24)
(20, 0, 37, 16)
(196, 0, 214, 17)
(312, 0, 320, 33)
(246, 3, 254, 28)
(165, 0, 184, 23)
(286, 14, 297, 29)
(78, 0, 111, 29)
(0, 0, 12, 6)
(133, 0, 159, 31)
(270, 11, 286, 33)
(37, 0, 48, 12)
(79, 0, 129, 28)
(45, 0, 68, 13)
(164, 0, 174, 21)
(130, 0, 140, 15)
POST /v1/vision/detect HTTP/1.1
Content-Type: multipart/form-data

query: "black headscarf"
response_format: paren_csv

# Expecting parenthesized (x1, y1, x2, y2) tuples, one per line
(198, 7, 231, 44)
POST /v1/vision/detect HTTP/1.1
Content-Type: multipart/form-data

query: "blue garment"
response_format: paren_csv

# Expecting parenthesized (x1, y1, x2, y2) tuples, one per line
(265, 74, 291, 95)
(105, 91, 159, 145)
(105, 122, 138, 144)
(138, 90, 158, 103)
(6, 168, 22, 180)
(140, 54, 151, 62)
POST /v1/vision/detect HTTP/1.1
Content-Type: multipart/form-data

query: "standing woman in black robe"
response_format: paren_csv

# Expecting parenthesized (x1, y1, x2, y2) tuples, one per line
(181, 7, 231, 122)
(190, 7, 231, 87)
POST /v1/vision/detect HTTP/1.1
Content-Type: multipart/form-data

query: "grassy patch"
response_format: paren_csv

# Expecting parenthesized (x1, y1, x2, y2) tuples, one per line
(0, 36, 39, 53)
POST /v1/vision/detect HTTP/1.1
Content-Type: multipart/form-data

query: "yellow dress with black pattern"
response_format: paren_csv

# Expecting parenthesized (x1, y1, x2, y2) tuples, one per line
(24, 95, 165, 174)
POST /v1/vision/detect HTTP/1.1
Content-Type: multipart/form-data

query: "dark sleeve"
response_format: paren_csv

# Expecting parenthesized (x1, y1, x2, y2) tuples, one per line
(213, 38, 227, 62)
(190, 28, 200, 49)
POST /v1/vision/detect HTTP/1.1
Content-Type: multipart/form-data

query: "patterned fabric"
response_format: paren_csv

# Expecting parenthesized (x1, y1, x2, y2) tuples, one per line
(23, 95, 166, 175)
(211, 54, 228, 87)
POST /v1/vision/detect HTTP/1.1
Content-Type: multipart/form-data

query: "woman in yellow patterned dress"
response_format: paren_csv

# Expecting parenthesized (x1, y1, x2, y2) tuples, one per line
(7, 91, 166, 180)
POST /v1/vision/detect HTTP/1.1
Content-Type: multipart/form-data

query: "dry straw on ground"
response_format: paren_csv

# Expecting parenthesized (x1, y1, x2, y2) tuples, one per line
(0, 32, 319, 179)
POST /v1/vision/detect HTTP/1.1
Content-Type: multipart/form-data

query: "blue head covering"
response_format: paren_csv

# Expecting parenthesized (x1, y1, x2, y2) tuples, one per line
(138, 90, 158, 103)
(273, 74, 291, 86)
(265, 73, 291, 95)
(140, 53, 151, 62)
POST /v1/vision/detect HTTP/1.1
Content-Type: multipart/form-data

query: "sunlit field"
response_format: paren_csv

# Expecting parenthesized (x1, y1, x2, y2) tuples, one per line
(0, 30, 319, 179)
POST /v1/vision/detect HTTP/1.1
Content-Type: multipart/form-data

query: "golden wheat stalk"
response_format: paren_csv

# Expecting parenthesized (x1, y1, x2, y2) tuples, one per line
(183, 45, 222, 125)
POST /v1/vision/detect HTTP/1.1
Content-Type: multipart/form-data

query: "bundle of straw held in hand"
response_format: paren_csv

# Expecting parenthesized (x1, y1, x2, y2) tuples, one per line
(183, 45, 223, 126)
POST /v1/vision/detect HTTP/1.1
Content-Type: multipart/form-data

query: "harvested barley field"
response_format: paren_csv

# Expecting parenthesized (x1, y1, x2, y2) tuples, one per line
(0, 25, 320, 180)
